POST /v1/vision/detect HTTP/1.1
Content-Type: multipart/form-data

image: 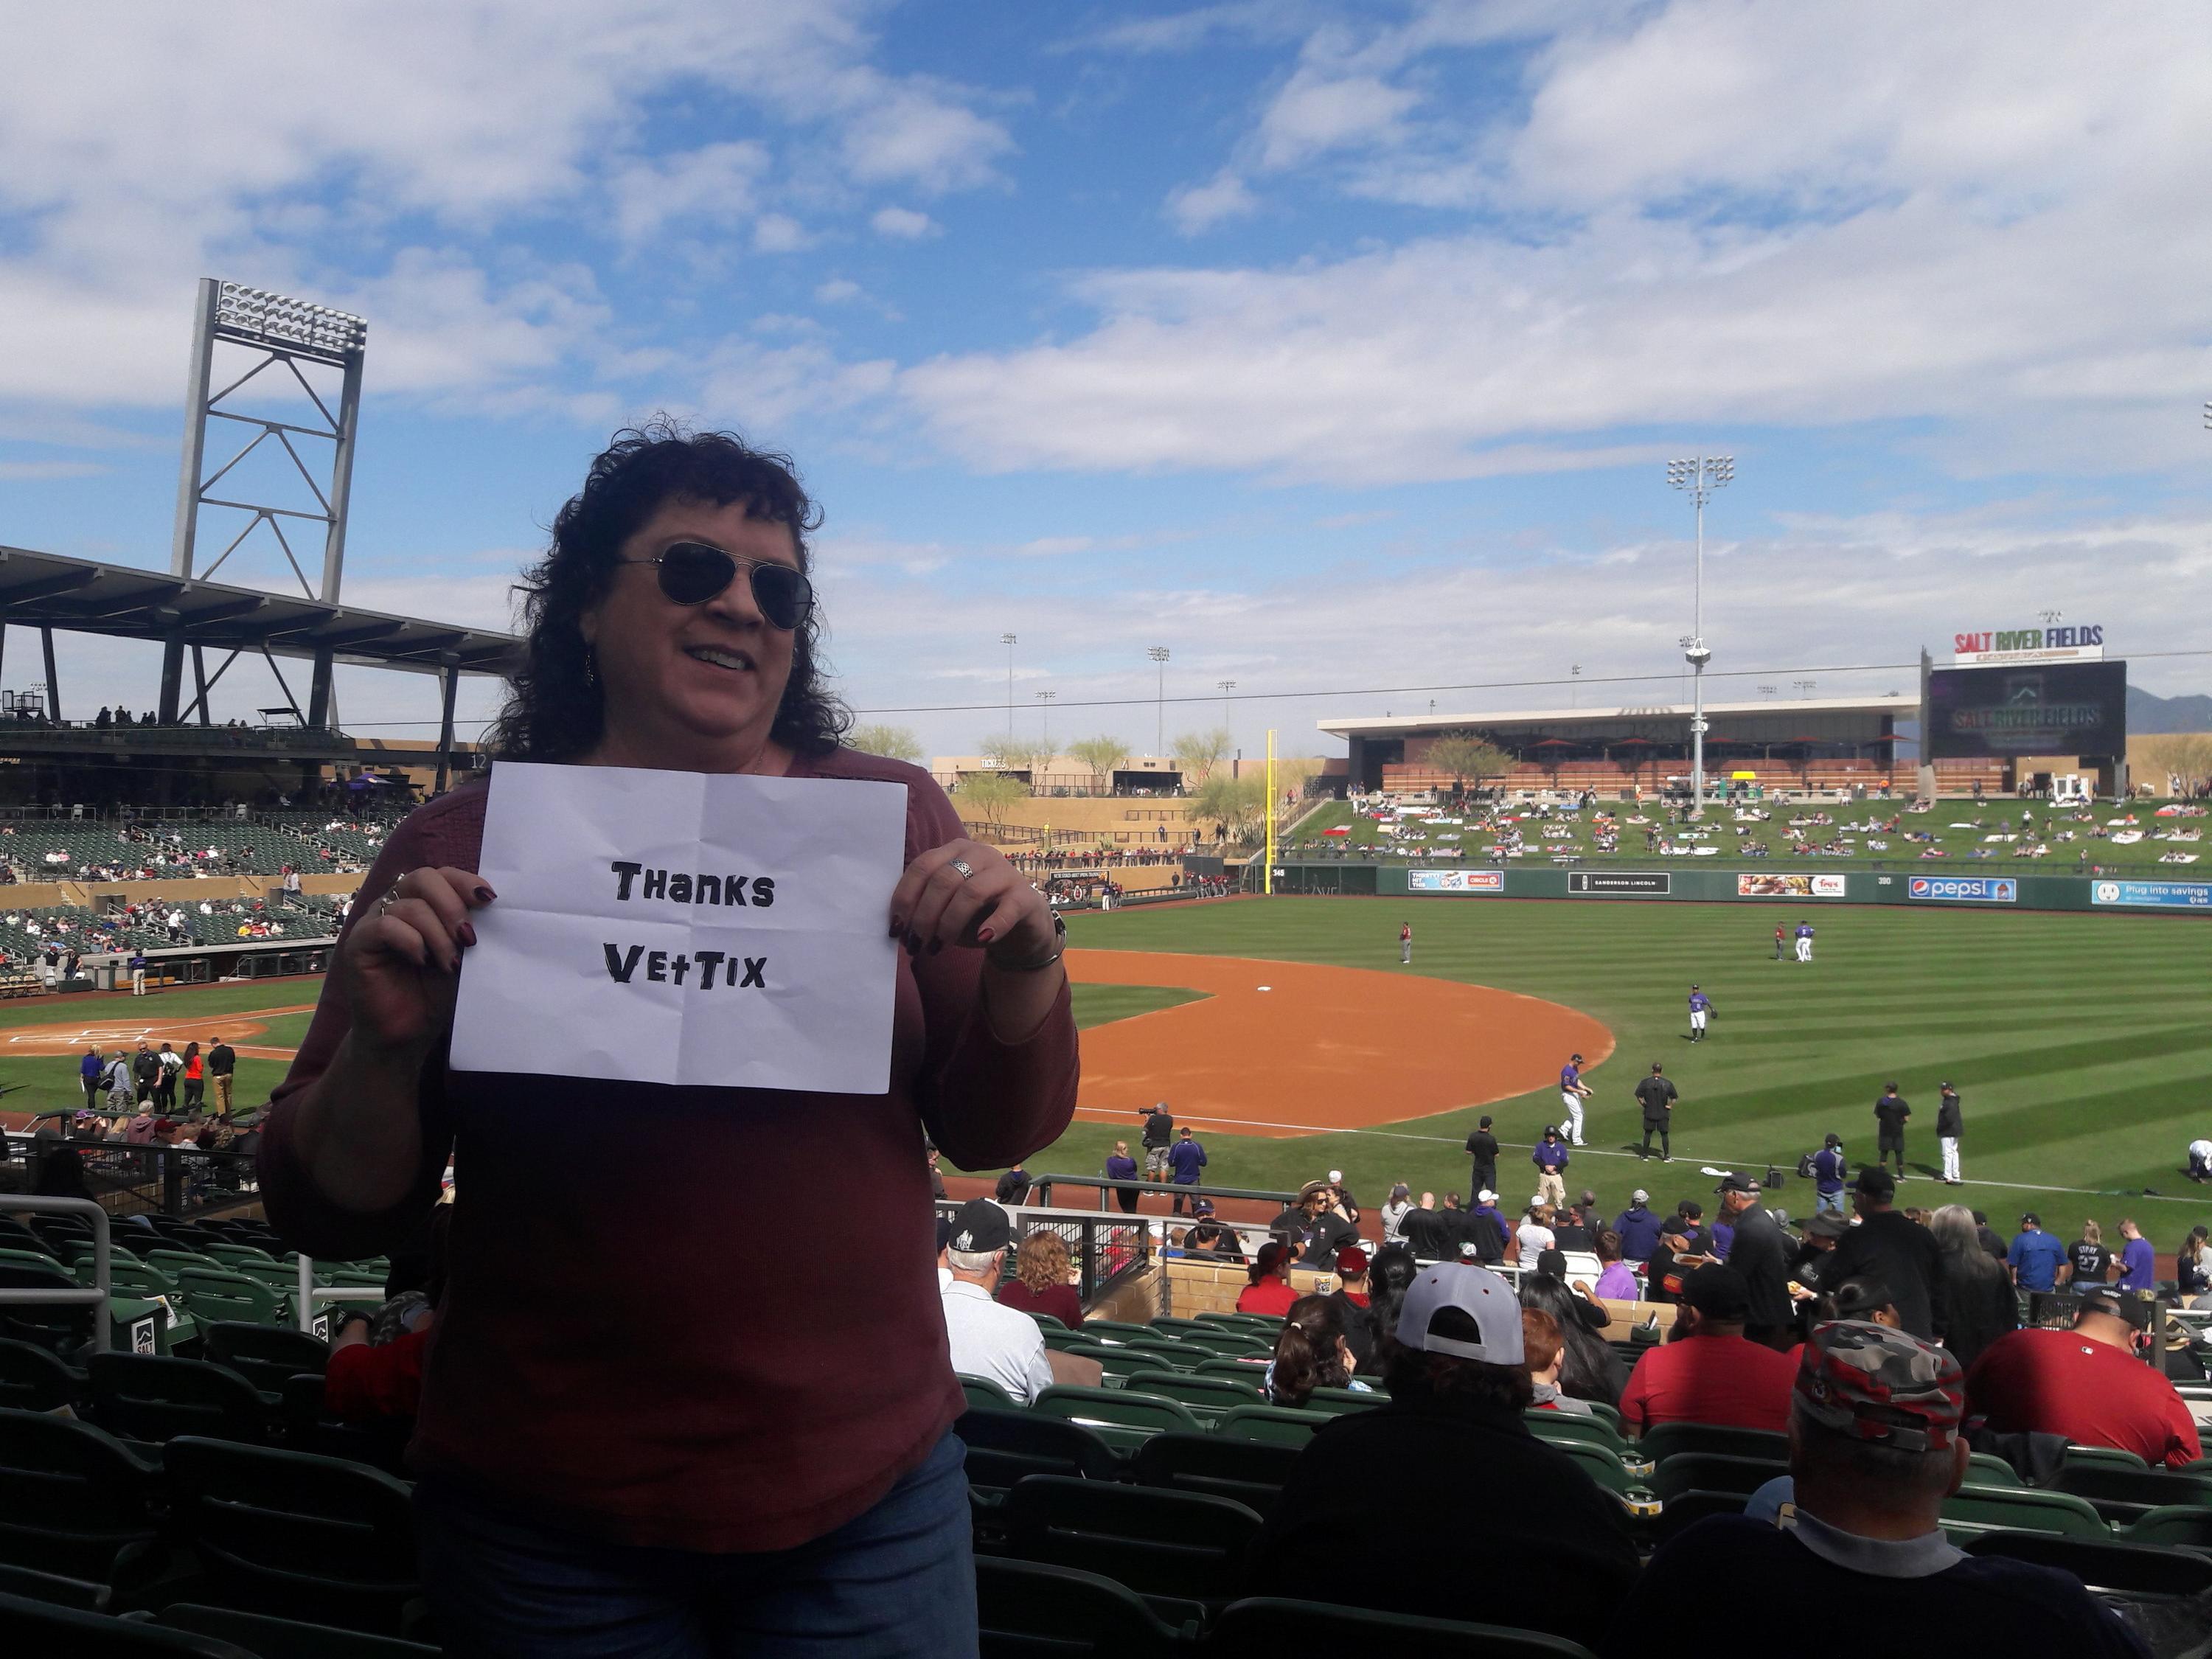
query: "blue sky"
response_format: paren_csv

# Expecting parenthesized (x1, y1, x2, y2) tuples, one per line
(1, 0, 2208, 759)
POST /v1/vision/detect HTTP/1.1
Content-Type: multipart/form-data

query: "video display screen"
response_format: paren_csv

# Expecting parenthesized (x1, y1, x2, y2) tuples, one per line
(1925, 662, 2126, 758)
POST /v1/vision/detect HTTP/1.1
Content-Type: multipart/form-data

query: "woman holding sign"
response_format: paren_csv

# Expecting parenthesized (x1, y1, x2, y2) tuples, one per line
(260, 428, 1078, 1656)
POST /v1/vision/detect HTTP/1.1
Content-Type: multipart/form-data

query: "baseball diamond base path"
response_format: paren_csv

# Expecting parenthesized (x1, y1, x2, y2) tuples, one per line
(1067, 950, 1611, 1139)
(1, 1004, 316, 1062)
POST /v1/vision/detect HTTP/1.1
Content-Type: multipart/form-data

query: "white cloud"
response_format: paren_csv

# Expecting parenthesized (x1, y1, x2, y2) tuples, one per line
(1166, 171, 1259, 234)
(838, 86, 1014, 192)
(609, 142, 771, 244)
(0, 461, 106, 480)
(815, 278, 864, 305)
(870, 205, 942, 240)
(751, 214, 813, 254)
(1256, 69, 1421, 170)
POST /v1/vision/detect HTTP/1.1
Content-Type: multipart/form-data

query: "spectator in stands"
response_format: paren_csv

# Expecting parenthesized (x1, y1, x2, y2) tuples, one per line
(153, 1043, 181, 1113)
(1612, 1189, 1663, 1263)
(32, 1144, 91, 1200)
(1273, 1181, 1358, 1268)
(1248, 1263, 1640, 1646)
(1968, 1292, 2203, 1468)
(262, 428, 1079, 1655)
(1239, 1240, 1300, 1316)
(1380, 1181, 1413, 1243)
(2179, 1226, 2211, 1307)
(1716, 1173, 1794, 1343)
(1329, 1246, 1376, 1369)
(204, 1035, 236, 1117)
(2115, 1217, 2158, 1293)
(1516, 1200, 1557, 1265)
(1593, 1230, 1638, 1300)
(1102, 1141, 1139, 1213)
(940, 1199, 1054, 1405)
(1398, 1191, 1451, 1261)
(1607, 1322, 2150, 1658)
(1820, 1168, 1944, 1340)
(1183, 1203, 1244, 1262)
(2066, 1218, 2113, 1287)
(1518, 1271, 1628, 1406)
(1165, 1124, 1206, 1214)
(1524, 1308, 1595, 1416)
(1928, 1203, 2016, 1371)
(1619, 1265, 1798, 1437)
(2008, 1211, 2067, 1293)
(992, 1162, 1031, 1206)
(995, 1227, 1081, 1329)
(1357, 1244, 1419, 1366)
(180, 1043, 204, 1115)
(1554, 1194, 1596, 1251)
(1267, 1293, 1369, 1407)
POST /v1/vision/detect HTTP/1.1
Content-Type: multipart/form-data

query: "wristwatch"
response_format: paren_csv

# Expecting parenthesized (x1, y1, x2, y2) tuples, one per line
(987, 914, 1066, 973)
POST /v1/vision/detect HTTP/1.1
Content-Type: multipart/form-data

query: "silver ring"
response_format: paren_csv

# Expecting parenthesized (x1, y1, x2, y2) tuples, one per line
(378, 874, 408, 917)
(948, 858, 975, 879)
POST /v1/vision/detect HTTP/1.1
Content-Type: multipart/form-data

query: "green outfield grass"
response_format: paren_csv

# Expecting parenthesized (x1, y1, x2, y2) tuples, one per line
(1008, 896, 2212, 1251)
(1069, 984, 1209, 1029)
(0, 981, 319, 1119)
(1290, 796, 2206, 874)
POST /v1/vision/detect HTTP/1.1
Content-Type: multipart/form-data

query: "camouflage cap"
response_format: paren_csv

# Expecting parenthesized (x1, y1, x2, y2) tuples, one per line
(1795, 1319, 1964, 1453)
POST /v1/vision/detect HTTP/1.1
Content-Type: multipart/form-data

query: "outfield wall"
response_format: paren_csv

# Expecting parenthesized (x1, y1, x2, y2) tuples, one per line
(1270, 861, 2212, 914)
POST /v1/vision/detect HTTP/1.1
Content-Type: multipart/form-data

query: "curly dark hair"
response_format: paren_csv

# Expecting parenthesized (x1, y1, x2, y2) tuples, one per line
(485, 422, 849, 762)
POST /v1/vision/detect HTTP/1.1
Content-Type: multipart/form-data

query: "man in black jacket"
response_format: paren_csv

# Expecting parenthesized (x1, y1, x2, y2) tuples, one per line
(1464, 1115, 1499, 1199)
(1635, 1063, 1678, 1162)
(1399, 1192, 1453, 1262)
(1821, 1168, 1944, 1340)
(1874, 1083, 1910, 1178)
(1248, 1262, 1639, 1647)
(1935, 1082, 1964, 1186)
(1717, 1174, 1794, 1343)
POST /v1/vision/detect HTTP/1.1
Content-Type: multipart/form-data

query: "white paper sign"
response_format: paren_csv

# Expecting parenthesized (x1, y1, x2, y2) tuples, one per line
(450, 762, 905, 1093)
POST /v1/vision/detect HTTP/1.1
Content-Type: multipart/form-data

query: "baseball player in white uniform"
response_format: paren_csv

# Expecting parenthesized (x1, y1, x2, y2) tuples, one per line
(1793, 920, 1815, 963)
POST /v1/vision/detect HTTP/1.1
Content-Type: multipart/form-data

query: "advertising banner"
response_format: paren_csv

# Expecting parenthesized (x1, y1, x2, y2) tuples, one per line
(1909, 876, 2017, 904)
(1952, 622, 2105, 665)
(2091, 880, 2212, 911)
(1568, 871, 1670, 896)
(1926, 662, 2126, 759)
(1736, 873, 1848, 899)
(1408, 868, 1506, 893)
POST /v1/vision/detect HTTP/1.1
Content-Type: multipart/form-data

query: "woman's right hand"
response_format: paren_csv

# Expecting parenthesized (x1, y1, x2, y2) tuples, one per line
(341, 866, 495, 1052)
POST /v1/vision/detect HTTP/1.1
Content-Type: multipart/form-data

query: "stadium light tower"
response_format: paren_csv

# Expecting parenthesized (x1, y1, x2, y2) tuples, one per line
(1035, 688, 1055, 748)
(1218, 679, 1236, 731)
(1666, 453, 1733, 815)
(1147, 646, 1170, 754)
(1001, 633, 1017, 745)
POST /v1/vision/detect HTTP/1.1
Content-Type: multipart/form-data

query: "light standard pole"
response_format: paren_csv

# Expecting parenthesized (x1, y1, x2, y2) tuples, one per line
(1570, 664, 1581, 709)
(1666, 454, 1733, 816)
(1217, 680, 1236, 732)
(1001, 633, 1017, 746)
(1035, 689, 1055, 749)
(1147, 646, 1169, 754)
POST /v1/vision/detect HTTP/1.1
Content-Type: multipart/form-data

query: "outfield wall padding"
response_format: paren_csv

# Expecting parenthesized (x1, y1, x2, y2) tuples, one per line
(1270, 862, 2211, 914)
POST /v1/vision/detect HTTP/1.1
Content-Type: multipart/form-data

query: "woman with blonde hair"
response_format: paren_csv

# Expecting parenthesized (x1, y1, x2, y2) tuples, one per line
(2068, 1217, 2112, 1288)
(995, 1228, 1082, 1328)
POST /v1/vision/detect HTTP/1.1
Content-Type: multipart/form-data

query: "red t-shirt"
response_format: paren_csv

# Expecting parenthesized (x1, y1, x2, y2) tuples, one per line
(996, 1279, 1082, 1328)
(324, 1327, 431, 1420)
(259, 752, 1080, 1554)
(1620, 1333, 1798, 1434)
(1967, 1329, 2204, 1469)
(1237, 1279, 1299, 1316)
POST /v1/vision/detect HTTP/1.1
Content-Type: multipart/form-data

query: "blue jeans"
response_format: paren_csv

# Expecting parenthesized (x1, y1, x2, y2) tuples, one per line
(414, 1430, 975, 1658)
(1815, 1189, 1846, 1216)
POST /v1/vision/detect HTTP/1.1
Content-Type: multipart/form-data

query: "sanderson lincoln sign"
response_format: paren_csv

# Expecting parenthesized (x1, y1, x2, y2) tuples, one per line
(1953, 623, 2105, 666)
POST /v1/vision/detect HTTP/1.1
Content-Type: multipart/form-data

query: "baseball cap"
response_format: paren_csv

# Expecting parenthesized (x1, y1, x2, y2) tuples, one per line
(947, 1197, 1012, 1253)
(1458, 1239, 1483, 1261)
(1191, 1199, 1217, 1217)
(1679, 1200, 1703, 1219)
(1477, 1189, 1498, 1205)
(1396, 1262, 1525, 1365)
(1543, 1124, 1559, 1137)
(934, 1214, 953, 1253)
(1535, 1248, 1569, 1279)
(2020, 1211, 2040, 1227)
(1795, 1320, 1964, 1452)
(1680, 1264, 1752, 1321)
(1336, 1246, 1368, 1275)
(1631, 1189, 1649, 1206)
(1328, 1169, 1343, 1184)
(1715, 1172, 1761, 1195)
(1852, 1167, 1895, 1201)
(1529, 1194, 1548, 1211)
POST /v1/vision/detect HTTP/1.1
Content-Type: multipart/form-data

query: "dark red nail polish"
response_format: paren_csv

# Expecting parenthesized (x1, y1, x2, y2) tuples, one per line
(976, 927, 995, 945)
(459, 923, 477, 947)
(905, 932, 920, 955)
(475, 886, 496, 903)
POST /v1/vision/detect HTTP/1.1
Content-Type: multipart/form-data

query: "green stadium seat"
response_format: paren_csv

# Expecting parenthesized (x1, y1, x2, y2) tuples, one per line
(1203, 1597, 1601, 1657)
(1147, 1318, 1214, 1339)
(1001, 1474, 1262, 1601)
(1135, 1373, 1265, 1425)
(198, 1324, 330, 1398)
(173, 1268, 282, 1331)
(0, 1339, 80, 1414)
(1216, 1405, 1331, 1447)
(1032, 1385, 1202, 1451)
(1078, 1320, 1155, 1344)
(0, 1559, 111, 1612)
(1117, 1338, 1197, 1367)
(1179, 1332, 1273, 1357)
(1061, 1344, 1172, 1385)
(1968, 1451, 2024, 1486)
(975, 1557, 1186, 1658)
(86, 1354, 268, 1446)
(0, 1406, 164, 1586)
(1194, 1356, 1272, 1382)
(0, 1589, 258, 1655)
(958, 1407, 1121, 1489)
(1961, 1531, 2212, 1597)
(2119, 1506, 2212, 1548)
(1029, 1312, 1068, 1331)
(1941, 1484, 2109, 1540)
(1523, 1410, 1628, 1455)
(1542, 1436, 1638, 1498)
(1040, 1327, 1090, 1354)
(1131, 1433, 1299, 1518)
(1294, 1386, 1381, 1416)
(145, 1250, 220, 1278)
(1649, 1453, 1787, 1502)
(960, 1374, 1020, 1413)
(1635, 1422, 1790, 1466)
(2062, 1444, 2150, 1473)
(137, 1604, 442, 1658)
(163, 1436, 421, 1633)
(200, 1244, 276, 1270)
(1651, 1487, 1750, 1544)
(0, 1259, 99, 1352)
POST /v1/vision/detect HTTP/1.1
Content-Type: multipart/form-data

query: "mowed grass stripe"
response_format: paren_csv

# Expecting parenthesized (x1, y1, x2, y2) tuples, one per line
(1020, 897, 2212, 1239)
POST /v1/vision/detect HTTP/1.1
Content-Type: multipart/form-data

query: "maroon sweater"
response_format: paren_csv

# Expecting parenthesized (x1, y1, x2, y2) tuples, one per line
(259, 749, 1079, 1551)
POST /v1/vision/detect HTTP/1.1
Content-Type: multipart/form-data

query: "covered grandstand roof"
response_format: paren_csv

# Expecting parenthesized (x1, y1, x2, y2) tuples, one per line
(0, 542, 520, 676)
(1319, 693, 1918, 742)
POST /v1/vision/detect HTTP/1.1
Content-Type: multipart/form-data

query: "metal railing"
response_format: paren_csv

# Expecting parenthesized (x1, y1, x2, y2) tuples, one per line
(0, 1193, 112, 1351)
(1, 1138, 262, 1220)
(935, 1201, 1153, 1304)
(1026, 1174, 1298, 1213)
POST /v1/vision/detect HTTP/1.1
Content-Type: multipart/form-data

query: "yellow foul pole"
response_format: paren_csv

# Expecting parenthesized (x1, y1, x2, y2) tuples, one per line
(1264, 728, 1277, 895)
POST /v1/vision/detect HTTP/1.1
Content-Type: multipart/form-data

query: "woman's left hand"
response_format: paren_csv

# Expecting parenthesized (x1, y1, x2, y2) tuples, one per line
(889, 839, 1057, 966)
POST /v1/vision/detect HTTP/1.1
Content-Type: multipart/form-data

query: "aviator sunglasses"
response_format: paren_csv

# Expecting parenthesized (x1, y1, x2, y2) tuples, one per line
(616, 541, 813, 630)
